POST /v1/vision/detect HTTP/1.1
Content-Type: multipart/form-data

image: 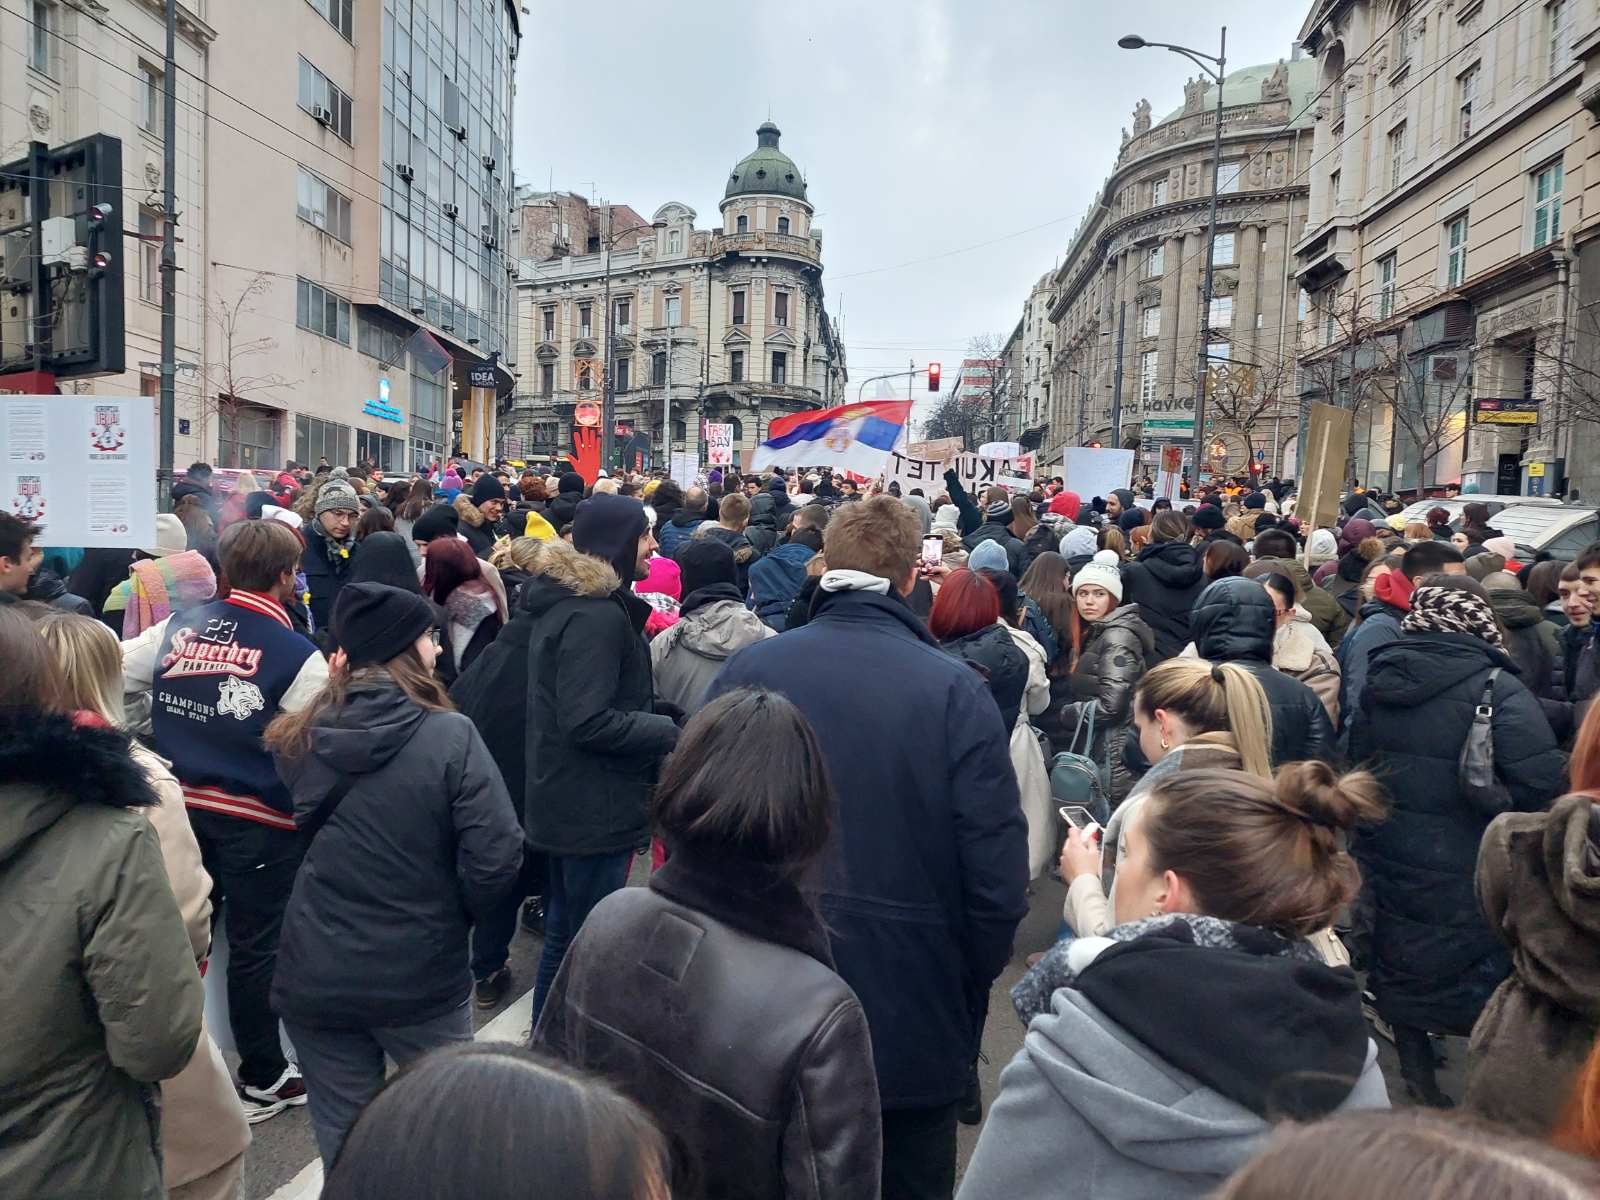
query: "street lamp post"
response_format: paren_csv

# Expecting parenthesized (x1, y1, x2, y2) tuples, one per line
(598, 207, 668, 473)
(1120, 26, 1227, 482)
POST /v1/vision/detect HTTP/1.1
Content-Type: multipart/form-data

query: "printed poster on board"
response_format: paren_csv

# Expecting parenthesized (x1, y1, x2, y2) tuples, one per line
(1, 395, 155, 548)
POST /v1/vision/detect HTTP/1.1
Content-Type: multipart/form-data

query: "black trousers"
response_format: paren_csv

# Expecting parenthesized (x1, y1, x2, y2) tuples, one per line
(190, 809, 303, 1089)
(881, 1103, 959, 1200)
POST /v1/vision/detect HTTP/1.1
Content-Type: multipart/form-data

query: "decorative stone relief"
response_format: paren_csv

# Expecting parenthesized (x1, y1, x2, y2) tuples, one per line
(1132, 98, 1152, 136)
(1262, 60, 1290, 101)
(28, 93, 50, 134)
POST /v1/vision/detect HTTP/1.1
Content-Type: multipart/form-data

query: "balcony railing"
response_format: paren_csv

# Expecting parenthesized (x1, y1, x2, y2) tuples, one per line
(710, 230, 821, 265)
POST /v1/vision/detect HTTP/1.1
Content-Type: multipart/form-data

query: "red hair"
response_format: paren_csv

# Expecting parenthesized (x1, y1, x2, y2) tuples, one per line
(929, 568, 1000, 641)
(1553, 1037, 1600, 1160)
(1570, 702, 1600, 796)
(422, 537, 481, 603)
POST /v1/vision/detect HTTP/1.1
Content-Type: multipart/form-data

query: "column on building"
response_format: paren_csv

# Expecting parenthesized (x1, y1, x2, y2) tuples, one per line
(1157, 234, 1183, 403)
(1234, 224, 1262, 364)
(1178, 228, 1206, 403)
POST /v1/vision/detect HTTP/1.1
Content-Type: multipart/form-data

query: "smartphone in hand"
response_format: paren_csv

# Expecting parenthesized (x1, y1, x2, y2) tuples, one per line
(1059, 805, 1101, 838)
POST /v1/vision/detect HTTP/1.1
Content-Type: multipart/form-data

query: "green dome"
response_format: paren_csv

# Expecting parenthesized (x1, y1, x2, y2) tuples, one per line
(724, 122, 808, 202)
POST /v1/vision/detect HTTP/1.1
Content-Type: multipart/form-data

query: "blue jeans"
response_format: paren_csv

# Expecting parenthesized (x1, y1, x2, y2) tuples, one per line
(532, 850, 633, 1019)
(469, 848, 548, 981)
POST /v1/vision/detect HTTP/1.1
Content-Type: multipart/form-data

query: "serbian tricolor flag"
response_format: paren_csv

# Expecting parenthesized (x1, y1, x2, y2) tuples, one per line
(751, 400, 912, 474)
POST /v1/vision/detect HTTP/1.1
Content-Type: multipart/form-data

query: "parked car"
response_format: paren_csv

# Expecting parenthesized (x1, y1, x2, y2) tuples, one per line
(1397, 495, 1565, 526)
(1490, 503, 1600, 560)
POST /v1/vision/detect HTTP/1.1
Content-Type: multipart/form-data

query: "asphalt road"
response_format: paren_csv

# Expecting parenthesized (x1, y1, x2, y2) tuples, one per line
(239, 865, 1459, 1199)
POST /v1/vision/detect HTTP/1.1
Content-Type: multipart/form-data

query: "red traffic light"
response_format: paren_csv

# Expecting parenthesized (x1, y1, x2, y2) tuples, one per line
(927, 362, 941, 392)
(1250, 460, 1264, 472)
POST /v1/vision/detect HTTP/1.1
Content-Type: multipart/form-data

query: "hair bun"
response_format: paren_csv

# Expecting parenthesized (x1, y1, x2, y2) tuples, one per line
(1275, 761, 1386, 833)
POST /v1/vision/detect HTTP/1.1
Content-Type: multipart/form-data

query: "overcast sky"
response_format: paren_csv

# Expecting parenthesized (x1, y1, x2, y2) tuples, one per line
(511, 1, 1307, 408)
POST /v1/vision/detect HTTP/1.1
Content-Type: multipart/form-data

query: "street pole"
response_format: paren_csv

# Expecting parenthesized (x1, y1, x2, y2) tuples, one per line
(664, 328, 672, 474)
(1191, 24, 1226, 483)
(158, 0, 178, 508)
(1110, 300, 1126, 448)
(600, 205, 614, 474)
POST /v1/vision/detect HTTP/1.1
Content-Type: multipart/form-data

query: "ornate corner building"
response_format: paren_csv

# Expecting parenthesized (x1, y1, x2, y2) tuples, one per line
(1039, 54, 1317, 477)
(505, 122, 847, 471)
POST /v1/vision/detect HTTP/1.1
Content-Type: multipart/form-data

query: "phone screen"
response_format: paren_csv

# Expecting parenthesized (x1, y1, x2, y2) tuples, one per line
(921, 535, 943, 569)
(1059, 805, 1100, 834)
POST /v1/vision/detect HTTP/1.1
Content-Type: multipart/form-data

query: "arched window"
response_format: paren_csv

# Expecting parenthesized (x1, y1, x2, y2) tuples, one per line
(671, 418, 686, 443)
(736, 214, 749, 234)
(729, 416, 744, 442)
(777, 216, 790, 235)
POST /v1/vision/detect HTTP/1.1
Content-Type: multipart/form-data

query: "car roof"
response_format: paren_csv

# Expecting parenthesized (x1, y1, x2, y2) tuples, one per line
(1491, 503, 1600, 553)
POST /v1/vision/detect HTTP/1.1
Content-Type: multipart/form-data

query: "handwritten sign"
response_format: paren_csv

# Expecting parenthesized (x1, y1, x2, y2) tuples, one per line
(882, 451, 1035, 495)
(705, 423, 734, 466)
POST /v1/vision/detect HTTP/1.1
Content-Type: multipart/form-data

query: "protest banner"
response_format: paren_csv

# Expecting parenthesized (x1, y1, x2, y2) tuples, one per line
(882, 451, 1035, 495)
(705, 423, 734, 467)
(3, 394, 155, 549)
(1296, 402, 1355, 534)
(1154, 445, 1183, 502)
(903, 436, 963, 462)
(1061, 447, 1135, 500)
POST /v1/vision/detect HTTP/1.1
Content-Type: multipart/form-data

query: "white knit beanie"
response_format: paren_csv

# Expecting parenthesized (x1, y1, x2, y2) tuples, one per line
(1071, 549, 1124, 602)
(931, 504, 961, 535)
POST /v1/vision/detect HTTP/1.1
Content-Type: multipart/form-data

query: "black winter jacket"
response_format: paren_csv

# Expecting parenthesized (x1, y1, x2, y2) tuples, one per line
(940, 623, 1029, 732)
(271, 682, 523, 1029)
(301, 520, 355, 644)
(707, 589, 1028, 1108)
(962, 522, 1025, 576)
(1348, 632, 1565, 1034)
(1488, 587, 1561, 701)
(1119, 541, 1207, 660)
(1069, 605, 1156, 801)
(534, 849, 880, 1200)
(519, 542, 679, 854)
(745, 494, 781, 557)
(450, 596, 537, 804)
(545, 489, 582, 531)
(1189, 577, 1338, 765)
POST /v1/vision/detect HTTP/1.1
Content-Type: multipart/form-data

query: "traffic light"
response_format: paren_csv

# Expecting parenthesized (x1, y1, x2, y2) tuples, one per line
(927, 362, 941, 392)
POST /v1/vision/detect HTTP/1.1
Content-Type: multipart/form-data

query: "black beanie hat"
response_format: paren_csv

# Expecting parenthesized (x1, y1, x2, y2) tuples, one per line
(333, 582, 436, 667)
(1191, 504, 1227, 531)
(678, 538, 738, 597)
(573, 493, 649, 582)
(410, 504, 460, 544)
(471, 473, 507, 505)
(348, 531, 423, 593)
(1243, 491, 1267, 510)
(558, 471, 585, 495)
(1116, 507, 1147, 532)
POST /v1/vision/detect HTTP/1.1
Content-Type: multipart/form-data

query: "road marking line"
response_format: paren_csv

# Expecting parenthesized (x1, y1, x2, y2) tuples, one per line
(262, 987, 535, 1200)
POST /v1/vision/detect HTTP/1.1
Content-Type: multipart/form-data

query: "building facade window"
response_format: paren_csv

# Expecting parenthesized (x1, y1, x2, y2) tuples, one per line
(1139, 350, 1158, 405)
(410, 366, 447, 468)
(736, 214, 749, 233)
(1217, 161, 1244, 194)
(1151, 177, 1168, 206)
(297, 57, 353, 142)
(308, 0, 353, 40)
(730, 350, 744, 382)
(771, 351, 787, 385)
(296, 167, 352, 242)
(731, 289, 746, 325)
(356, 311, 407, 362)
(137, 63, 164, 135)
(296, 277, 350, 343)
(615, 298, 630, 331)
(1394, 2, 1412, 64)
(577, 361, 592, 391)
(356, 429, 404, 472)
(30, 0, 53, 73)
(295, 414, 350, 468)
(541, 307, 555, 341)
(668, 229, 682, 254)
(614, 357, 630, 392)
(1377, 254, 1397, 319)
(777, 216, 790, 234)
(1549, 0, 1574, 79)
(1388, 123, 1406, 190)
(1329, 169, 1341, 207)
(1208, 296, 1233, 328)
(651, 352, 667, 386)
(1445, 214, 1469, 287)
(138, 208, 161, 304)
(1533, 159, 1564, 248)
(539, 364, 554, 396)
(773, 291, 789, 327)
(219, 403, 280, 470)
(1141, 307, 1160, 338)
(578, 303, 592, 338)
(664, 295, 681, 326)
(1323, 287, 1339, 345)
(1212, 232, 1235, 266)
(1145, 246, 1164, 277)
(1457, 66, 1478, 141)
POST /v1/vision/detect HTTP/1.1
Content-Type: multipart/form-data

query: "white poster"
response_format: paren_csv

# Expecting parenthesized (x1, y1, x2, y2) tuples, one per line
(669, 451, 697, 489)
(705, 423, 734, 467)
(1154, 445, 1184, 503)
(0, 395, 155, 548)
(1061, 447, 1135, 501)
(882, 451, 1035, 496)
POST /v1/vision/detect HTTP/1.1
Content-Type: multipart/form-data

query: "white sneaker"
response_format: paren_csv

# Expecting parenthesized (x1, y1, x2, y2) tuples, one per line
(239, 1063, 308, 1124)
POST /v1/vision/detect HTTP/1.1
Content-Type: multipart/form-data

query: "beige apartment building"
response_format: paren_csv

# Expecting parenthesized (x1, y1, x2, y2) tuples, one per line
(507, 122, 847, 472)
(998, 271, 1054, 449)
(1295, 0, 1600, 498)
(1044, 55, 1316, 477)
(2, 0, 520, 473)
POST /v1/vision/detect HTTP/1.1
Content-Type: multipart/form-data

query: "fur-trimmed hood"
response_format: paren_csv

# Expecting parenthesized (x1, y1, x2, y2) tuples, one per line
(453, 492, 487, 528)
(0, 711, 157, 866)
(519, 540, 620, 611)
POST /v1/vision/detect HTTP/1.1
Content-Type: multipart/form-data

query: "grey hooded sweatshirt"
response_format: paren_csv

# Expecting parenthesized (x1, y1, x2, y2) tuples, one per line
(958, 915, 1390, 1200)
(650, 583, 776, 714)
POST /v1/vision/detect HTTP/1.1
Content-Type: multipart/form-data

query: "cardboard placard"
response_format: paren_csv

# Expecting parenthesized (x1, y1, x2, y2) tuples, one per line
(705, 423, 734, 466)
(1296, 402, 1355, 534)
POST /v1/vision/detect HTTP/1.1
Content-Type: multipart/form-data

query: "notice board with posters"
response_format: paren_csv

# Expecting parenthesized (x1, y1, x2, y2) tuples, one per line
(3, 394, 156, 548)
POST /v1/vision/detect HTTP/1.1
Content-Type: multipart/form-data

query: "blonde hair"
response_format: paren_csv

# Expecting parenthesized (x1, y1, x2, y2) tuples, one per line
(233, 472, 262, 494)
(491, 536, 546, 574)
(1134, 658, 1274, 779)
(35, 611, 124, 725)
(1098, 526, 1127, 560)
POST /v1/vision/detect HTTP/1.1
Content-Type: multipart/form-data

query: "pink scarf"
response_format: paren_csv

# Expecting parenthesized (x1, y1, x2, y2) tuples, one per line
(123, 551, 218, 637)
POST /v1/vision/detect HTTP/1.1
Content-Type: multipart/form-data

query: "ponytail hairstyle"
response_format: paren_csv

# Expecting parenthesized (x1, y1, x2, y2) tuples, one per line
(1133, 658, 1274, 779)
(1142, 761, 1387, 938)
(265, 646, 452, 762)
(1097, 526, 1127, 560)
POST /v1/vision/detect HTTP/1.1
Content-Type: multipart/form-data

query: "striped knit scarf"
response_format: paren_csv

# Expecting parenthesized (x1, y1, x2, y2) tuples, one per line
(1401, 585, 1504, 648)
(121, 551, 217, 637)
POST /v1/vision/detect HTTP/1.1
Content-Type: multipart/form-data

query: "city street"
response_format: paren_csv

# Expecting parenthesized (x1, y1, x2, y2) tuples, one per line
(237, 860, 1458, 1199)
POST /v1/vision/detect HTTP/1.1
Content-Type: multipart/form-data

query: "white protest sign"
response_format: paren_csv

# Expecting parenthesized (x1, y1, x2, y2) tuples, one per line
(3, 394, 156, 548)
(1061, 447, 1134, 501)
(882, 451, 1035, 496)
(704, 423, 734, 466)
(669, 451, 697, 489)
(1154, 445, 1184, 503)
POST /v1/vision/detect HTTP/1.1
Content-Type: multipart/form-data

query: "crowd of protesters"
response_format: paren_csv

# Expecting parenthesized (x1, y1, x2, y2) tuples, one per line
(2, 451, 1600, 1199)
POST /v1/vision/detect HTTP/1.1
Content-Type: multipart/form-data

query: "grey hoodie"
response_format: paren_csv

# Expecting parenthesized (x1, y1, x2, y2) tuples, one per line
(958, 926, 1389, 1200)
(651, 587, 775, 714)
